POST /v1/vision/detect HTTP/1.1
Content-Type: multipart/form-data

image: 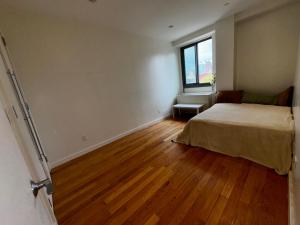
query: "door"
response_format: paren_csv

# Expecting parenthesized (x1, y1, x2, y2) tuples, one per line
(0, 34, 56, 223)
(0, 90, 55, 225)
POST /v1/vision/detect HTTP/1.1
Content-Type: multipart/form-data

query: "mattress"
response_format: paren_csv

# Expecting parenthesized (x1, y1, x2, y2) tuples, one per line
(175, 103, 294, 174)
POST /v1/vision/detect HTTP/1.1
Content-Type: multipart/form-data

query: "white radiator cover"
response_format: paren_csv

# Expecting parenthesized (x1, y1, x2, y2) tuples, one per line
(176, 92, 213, 107)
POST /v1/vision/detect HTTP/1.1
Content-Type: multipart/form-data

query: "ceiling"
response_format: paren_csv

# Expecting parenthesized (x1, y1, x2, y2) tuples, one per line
(0, 0, 294, 41)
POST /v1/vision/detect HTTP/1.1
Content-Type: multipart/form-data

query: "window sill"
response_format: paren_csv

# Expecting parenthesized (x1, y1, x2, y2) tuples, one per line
(183, 85, 215, 94)
(181, 92, 214, 96)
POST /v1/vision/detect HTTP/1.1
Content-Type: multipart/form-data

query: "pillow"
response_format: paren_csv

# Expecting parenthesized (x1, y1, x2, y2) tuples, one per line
(215, 90, 243, 104)
(242, 92, 277, 105)
(277, 86, 294, 107)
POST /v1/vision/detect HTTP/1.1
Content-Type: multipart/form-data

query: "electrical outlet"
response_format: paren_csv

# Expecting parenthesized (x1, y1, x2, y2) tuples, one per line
(81, 136, 88, 142)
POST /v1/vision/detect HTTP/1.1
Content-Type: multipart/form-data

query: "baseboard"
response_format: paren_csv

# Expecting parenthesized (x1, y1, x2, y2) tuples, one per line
(289, 170, 296, 225)
(49, 114, 170, 169)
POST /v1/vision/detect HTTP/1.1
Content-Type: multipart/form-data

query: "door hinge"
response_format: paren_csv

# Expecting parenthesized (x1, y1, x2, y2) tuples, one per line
(25, 102, 30, 111)
(6, 70, 13, 78)
(12, 105, 18, 119)
(4, 109, 11, 124)
(48, 198, 53, 208)
(1, 36, 6, 46)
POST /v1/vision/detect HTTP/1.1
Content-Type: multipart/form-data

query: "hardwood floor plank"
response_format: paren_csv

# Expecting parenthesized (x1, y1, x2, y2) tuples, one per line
(163, 155, 225, 225)
(144, 214, 159, 225)
(52, 119, 288, 225)
(108, 167, 166, 214)
(231, 201, 253, 225)
(240, 165, 267, 204)
(178, 157, 228, 225)
(106, 168, 173, 225)
(56, 142, 186, 222)
(123, 150, 210, 225)
(104, 166, 154, 204)
(217, 165, 252, 225)
(205, 196, 228, 225)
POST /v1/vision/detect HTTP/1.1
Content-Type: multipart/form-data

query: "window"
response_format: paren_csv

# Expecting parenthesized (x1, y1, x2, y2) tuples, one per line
(180, 37, 213, 88)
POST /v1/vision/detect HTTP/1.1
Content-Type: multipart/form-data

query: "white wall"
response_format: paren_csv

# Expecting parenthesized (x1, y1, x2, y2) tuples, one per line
(236, 3, 300, 95)
(0, 8, 180, 167)
(215, 16, 235, 90)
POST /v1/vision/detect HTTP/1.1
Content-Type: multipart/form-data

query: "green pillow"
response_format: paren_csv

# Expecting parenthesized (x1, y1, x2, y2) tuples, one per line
(242, 92, 277, 105)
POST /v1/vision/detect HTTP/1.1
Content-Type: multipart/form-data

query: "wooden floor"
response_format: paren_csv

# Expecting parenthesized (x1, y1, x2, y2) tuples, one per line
(52, 119, 288, 225)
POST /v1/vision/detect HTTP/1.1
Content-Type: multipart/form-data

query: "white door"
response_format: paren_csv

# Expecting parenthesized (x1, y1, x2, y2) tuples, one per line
(0, 34, 57, 224)
(0, 92, 55, 225)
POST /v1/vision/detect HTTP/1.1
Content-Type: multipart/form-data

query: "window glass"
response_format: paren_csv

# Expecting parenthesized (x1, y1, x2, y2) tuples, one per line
(183, 46, 196, 84)
(197, 39, 213, 84)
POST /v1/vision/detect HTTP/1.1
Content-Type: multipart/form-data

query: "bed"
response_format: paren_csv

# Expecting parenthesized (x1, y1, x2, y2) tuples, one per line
(175, 103, 294, 174)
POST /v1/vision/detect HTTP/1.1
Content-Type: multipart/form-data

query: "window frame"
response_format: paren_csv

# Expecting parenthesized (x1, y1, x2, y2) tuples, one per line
(180, 36, 213, 88)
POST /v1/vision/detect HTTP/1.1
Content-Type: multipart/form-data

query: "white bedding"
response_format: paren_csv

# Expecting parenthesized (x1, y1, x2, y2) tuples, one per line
(175, 103, 294, 174)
